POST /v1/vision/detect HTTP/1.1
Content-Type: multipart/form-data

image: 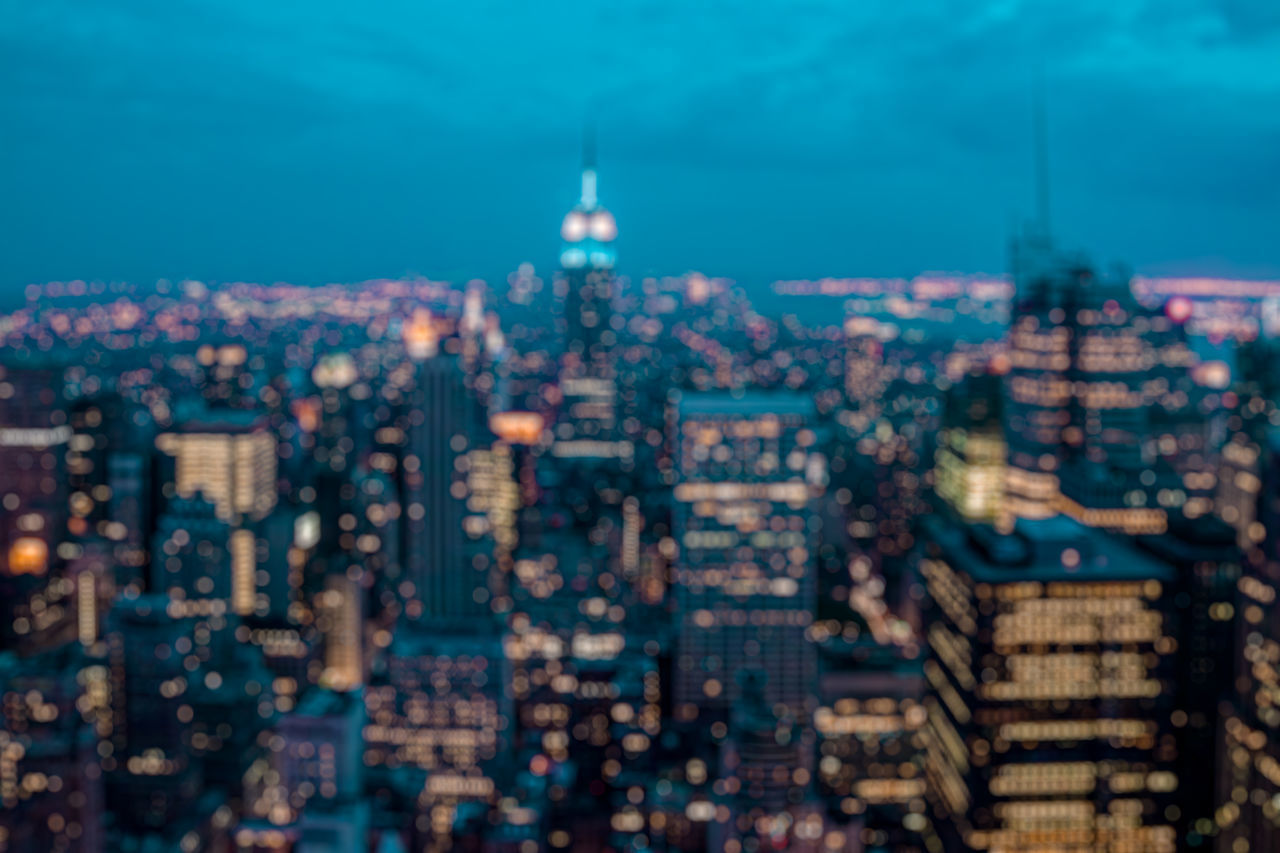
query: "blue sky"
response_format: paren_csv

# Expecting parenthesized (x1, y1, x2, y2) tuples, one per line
(2, 0, 1278, 291)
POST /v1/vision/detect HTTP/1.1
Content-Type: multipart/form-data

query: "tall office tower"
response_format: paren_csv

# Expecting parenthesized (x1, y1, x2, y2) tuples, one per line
(1215, 425, 1280, 851)
(1005, 235, 1180, 534)
(155, 408, 277, 523)
(1002, 233, 1087, 520)
(0, 644, 105, 853)
(672, 392, 823, 718)
(500, 523, 662, 849)
(104, 595, 204, 832)
(151, 496, 228, 603)
(815, 647, 930, 851)
(1137, 517, 1241, 843)
(552, 134, 631, 465)
(566, 642, 662, 850)
(0, 363, 68, 580)
(402, 354, 486, 622)
(672, 392, 823, 847)
(934, 371, 1007, 526)
(1055, 276, 1169, 535)
(242, 688, 367, 848)
(252, 508, 301, 627)
(362, 628, 510, 845)
(920, 515, 1180, 853)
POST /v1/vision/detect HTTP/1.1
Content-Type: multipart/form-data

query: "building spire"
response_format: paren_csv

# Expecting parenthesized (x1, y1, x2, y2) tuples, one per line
(581, 122, 597, 209)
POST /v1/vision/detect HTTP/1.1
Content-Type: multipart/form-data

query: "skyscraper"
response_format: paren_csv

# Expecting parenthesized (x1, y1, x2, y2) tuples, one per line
(920, 514, 1180, 852)
(362, 628, 509, 846)
(672, 392, 823, 718)
(1002, 232, 1086, 521)
(0, 363, 69, 584)
(1055, 273, 1169, 535)
(1216, 425, 1280, 851)
(154, 408, 277, 524)
(402, 354, 483, 622)
(558, 130, 617, 366)
(1004, 237, 1178, 535)
(552, 133, 630, 464)
(0, 644, 105, 853)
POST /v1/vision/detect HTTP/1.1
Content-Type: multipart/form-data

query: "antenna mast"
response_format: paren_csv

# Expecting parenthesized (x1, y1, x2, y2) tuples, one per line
(581, 122, 597, 209)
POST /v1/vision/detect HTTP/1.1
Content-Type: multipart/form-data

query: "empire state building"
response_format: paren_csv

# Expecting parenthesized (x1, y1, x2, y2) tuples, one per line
(552, 135, 630, 463)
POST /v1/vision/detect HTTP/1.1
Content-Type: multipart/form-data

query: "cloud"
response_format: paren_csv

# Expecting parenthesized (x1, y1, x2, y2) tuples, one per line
(1, 0, 1276, 287)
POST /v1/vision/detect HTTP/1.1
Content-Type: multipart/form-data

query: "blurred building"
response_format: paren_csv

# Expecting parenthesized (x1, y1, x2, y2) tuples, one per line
(104, 595, 204, 832)
(552, 136, 629, 466)
(402, 355, 486, 623)
(1003, 232, 1081, 520)
(672, 392, 824, 846)
(0, 644, 104, 853)
(934, 371, 1007, 527)
(672, 392, 822, 716)
(1215, 426, 1280, 851)
(816, 644, 929, 850)
(920, 514, 1179, 852)
(155, 408, 277, 523)
(0, 363, 69, 648)
(363, 627, 509, 849)
(242, 688, 367, 849)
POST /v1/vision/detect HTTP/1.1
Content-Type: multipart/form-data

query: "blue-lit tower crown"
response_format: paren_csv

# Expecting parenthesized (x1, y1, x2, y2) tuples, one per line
(559, 136, 617, 271)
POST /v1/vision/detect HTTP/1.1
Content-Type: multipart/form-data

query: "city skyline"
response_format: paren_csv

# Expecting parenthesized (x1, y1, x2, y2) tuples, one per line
(4, 4, 1280, 853)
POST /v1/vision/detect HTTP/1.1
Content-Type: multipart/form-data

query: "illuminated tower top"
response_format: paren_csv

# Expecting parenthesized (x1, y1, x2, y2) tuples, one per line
(560, 128, 616, 270)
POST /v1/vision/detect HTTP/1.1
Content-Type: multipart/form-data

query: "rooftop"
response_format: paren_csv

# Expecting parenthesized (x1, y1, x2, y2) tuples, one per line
(924, 514, 1174, 584)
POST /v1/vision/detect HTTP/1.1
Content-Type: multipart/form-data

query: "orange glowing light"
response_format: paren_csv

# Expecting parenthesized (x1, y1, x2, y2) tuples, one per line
(403, 309, 439, 359)
(292, 398, 321, 433)
(8, 537, 48, 576)
(490, 411, 544, 445)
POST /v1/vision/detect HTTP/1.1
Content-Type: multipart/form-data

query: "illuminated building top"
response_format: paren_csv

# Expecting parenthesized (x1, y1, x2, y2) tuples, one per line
(559, 132, 616, 271)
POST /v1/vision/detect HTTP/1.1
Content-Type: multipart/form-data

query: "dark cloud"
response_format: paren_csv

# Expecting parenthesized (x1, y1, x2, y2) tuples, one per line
(1, 0, 1276, 290)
